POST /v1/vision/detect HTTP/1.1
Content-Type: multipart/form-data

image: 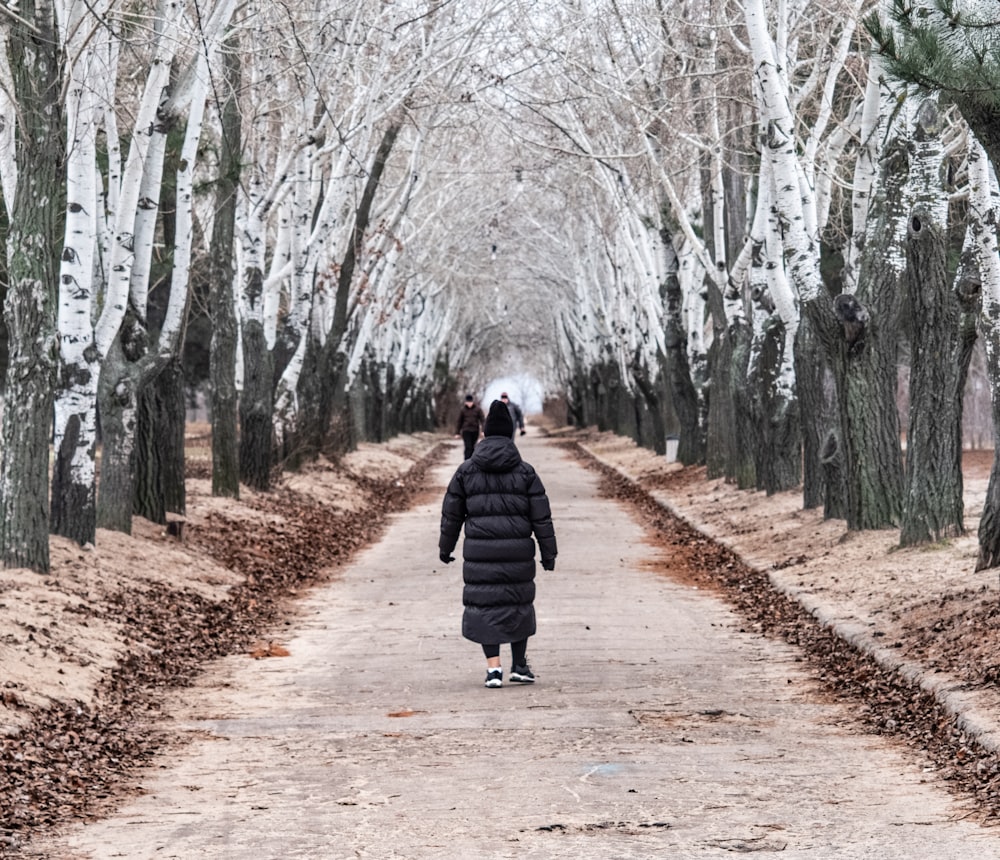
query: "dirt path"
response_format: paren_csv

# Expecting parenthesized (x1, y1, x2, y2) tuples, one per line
(31, 436, 1000, 858)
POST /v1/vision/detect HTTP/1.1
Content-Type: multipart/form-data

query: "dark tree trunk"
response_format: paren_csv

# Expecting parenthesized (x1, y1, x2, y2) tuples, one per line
(239, 319, 274, 490)
(351, 365, 365, 445)
(900, 206, 966, 545)
(209, 38, 242, 498)
(289, 330, 325, 468)
(631, 358, 667, 456)
(703, 257, 749, 482)
(96, 317, 174, 535)
(747, 315, 801, 494)
(727, 320, 757, 489)
(704, 331, 733, 479)
(326, 351, 355, 455)
(134, 381, 166, 526)
(821, 429, 848, 520)
(389, 374, 415, 437)
(977, 324, 1000, 570)
(567, 365, 586, 426)
(796, 314, 829, 509)
(0, 0, 64, 572)
(377, 362, 392, 442)
(805, 135, 908, 530)
(593, 361, 626, 433)
(134, 356, 187, 523)
(96, 336, 138, 534)
(826, 290, 904, 530)
(50, 411, 96, 545)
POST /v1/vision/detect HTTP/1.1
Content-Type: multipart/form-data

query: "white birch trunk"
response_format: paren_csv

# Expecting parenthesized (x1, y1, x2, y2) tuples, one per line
(160, 51, 211, 359)
(0, 39, 16, 213)
(96, 39, 121, 289)
(126, 117, 168, 316)
(52, 36, 103, 530)
(94, 0, 181, 356)
(842, 58, 884, 294)
(679, 242, 708, 378)
(744, 0, 824, 305)
(763, 180, 798, 402)
(969, 140, 1000, 324)
(50, 1, 119, 540)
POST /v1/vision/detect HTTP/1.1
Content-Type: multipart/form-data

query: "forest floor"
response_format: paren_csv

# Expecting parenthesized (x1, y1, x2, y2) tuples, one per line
(3, 421, 1000, 855)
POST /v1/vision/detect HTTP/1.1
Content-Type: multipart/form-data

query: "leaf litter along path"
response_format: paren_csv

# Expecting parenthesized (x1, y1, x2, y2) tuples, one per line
(1, 430, 446, 857)
(25, 433, 1000, 859)
(561, 427, 1000, 817)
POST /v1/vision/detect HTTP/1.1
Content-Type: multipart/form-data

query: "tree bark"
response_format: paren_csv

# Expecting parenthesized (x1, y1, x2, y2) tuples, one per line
(239, 318, 274, 490)
(0, 0, 64, 572)
(96, 334, 139, 534)
(899, 207, 967, 545)
(319, 121, 401, 456)
(631, 356, 667, 456)
(660, 228, 705, 465)
(288, 330, 325, 467)
(209, 37, 241, 498)
(899, 98, 966, 546)
(805, 129, 908, 530)
(796, 314, 829, 509)
(134, 356, 187, 523)
(978, 319, 1000, 568)
(50, 411, 95, 544)
(50, 47, 101, 547)
(748, 313, 802, 495)
(962, 138, 1000, 570)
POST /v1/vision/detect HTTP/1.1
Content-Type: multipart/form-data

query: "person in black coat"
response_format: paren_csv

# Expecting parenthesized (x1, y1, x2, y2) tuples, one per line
(439, 400, 557, 688)
(500, 391, 526, 437)
(453, 394, 485, 459)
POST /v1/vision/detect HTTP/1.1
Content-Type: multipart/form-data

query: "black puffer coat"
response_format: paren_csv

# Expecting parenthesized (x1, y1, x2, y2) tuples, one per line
(439, 436, 557, 644)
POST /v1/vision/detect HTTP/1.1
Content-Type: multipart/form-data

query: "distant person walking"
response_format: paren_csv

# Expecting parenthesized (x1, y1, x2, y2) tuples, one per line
(454, 394, 485, 460)
(439, 400, 557, 688)
(500, 392, 526, 437)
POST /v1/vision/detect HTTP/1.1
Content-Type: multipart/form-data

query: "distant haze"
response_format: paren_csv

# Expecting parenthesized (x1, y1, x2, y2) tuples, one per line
(483, 375, 544, 413)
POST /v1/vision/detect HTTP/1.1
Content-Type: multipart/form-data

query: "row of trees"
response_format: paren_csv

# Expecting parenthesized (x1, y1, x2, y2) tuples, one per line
(2, 0, 999, 575)
(0, 1, 518, 573)
(489, 0, 1000, 570)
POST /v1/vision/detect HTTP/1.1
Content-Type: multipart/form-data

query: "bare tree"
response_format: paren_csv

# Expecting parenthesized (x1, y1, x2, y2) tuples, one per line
(0, 0, 64, 572)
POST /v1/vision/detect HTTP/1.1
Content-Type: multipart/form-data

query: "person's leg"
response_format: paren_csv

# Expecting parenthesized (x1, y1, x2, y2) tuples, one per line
(482, 644, 502, 688)
(482, 643, 501, 668)
(463, 431, 476, 459)
(509, 638, 534, 683)
(510, 638, 528, 668)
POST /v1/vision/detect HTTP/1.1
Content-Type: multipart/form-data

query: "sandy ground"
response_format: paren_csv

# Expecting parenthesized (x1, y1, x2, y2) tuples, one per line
(556, 424, 1000, 732)
(0, 429, 441, 739)
(4, 418, 1000, 852)
(2, 424, 996, 731)
(25, 433, 1000, 859)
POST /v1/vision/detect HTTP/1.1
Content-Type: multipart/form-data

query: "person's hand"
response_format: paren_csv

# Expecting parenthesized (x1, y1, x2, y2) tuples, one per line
(520, 429, 526, 436)
(541, 558, 555, 571)
(440, 553, 455, 564)
(453, 434, 460, 439)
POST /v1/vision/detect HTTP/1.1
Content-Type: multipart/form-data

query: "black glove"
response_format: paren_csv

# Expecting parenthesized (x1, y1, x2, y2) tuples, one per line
(440, 552, 455, 564)
(541, 558, 555, 571)
(520, 429, 526, 436)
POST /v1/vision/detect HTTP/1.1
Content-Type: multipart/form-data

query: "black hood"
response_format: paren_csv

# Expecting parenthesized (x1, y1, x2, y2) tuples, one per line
(470, 435, 522, 473)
